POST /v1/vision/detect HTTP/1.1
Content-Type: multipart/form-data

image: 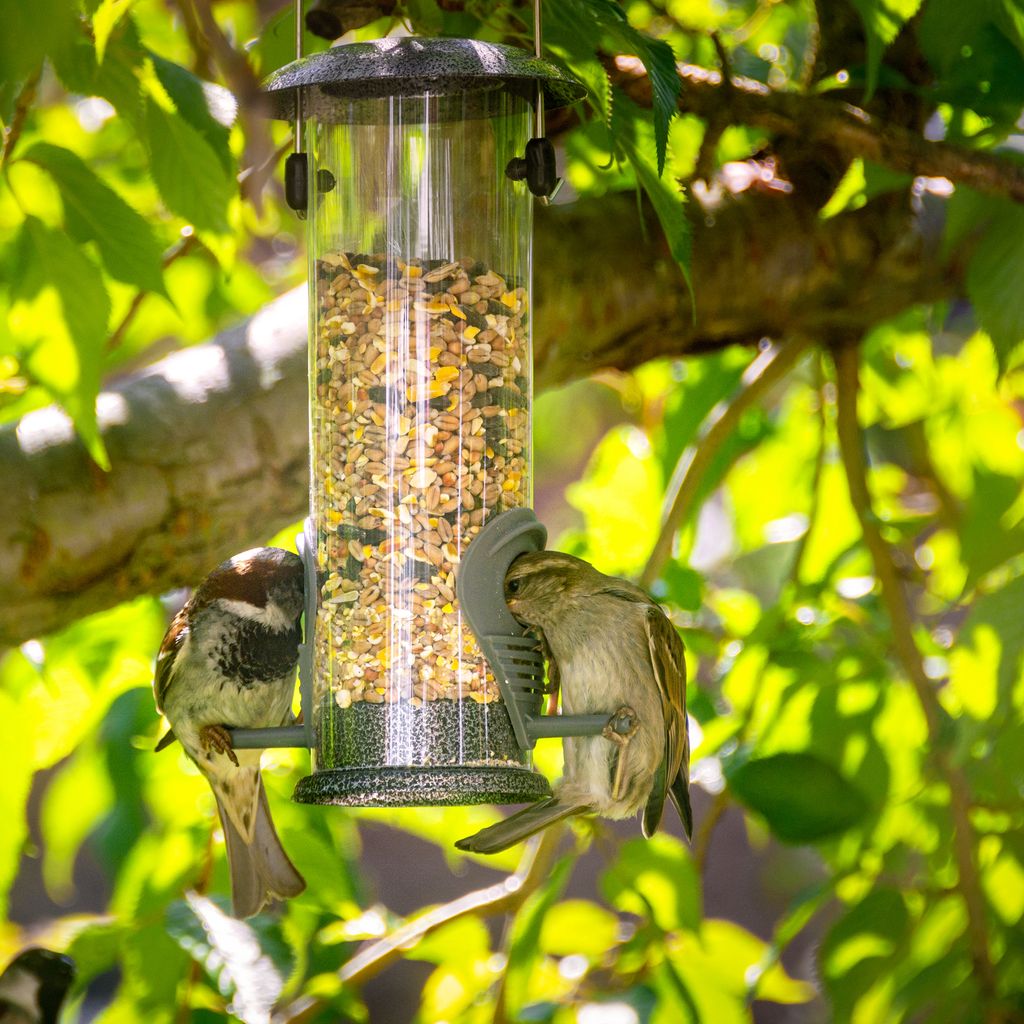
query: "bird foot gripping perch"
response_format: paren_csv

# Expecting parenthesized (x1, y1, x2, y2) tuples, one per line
(603, 706, 639, 801)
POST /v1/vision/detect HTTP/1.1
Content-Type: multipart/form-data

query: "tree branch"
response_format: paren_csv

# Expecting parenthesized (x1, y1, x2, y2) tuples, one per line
(640, 336, 814, 589)
(612, 57, 1024, 204)
(832, 342, 1001, 1018)
(1, 68, 41, 172)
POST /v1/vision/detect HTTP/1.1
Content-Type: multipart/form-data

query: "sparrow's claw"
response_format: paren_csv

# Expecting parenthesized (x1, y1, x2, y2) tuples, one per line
(200, 724, 239, 767)
(603, 706, 639, 743)
(603, 706, 639, 801)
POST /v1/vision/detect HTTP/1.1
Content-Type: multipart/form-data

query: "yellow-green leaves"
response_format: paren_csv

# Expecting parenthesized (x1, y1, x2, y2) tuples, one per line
(22, 142, 167, 296)
(10, 217, 111, 465)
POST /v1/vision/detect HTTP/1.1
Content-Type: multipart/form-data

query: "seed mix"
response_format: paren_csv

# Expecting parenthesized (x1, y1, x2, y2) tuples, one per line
(312, 252, 530, 718)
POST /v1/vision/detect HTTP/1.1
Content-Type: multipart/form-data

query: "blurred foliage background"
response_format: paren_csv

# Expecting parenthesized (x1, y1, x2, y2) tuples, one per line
(1, 0, 1023, 1022)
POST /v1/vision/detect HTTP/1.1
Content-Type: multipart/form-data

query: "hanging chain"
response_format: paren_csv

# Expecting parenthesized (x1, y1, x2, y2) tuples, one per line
(533, 0, 544, 139)
(294, 0, 305, 154)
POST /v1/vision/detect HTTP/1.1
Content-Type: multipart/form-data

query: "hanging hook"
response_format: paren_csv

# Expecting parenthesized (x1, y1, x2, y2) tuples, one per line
(504, 0, 561, 202)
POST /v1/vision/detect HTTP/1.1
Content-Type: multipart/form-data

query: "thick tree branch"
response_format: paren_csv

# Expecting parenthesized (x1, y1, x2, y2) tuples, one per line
(0, 190, 957, 647)
(612, 57, 1024, 204)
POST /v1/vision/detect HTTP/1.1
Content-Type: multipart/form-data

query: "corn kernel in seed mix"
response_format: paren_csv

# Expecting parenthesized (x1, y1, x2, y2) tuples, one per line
(312, 254, 530, 709)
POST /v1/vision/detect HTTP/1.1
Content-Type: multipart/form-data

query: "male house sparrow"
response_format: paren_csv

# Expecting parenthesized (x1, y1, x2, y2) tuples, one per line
(456, 551, 691, 854)
(154, 547, 307, 917)
(0, 948, 74, 1024)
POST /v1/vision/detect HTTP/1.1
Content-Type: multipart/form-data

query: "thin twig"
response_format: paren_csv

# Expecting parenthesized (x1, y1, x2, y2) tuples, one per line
(786, 351, 827, 590)
(640, 335, 813, 590)
(693, 33, 733, 182)
(832, 342, 1001, 1019)
(692, 789, 728, 876)
(1, 68, 42, 172)
(106, 234, 200, 352)
(273, 827, 565, 1024)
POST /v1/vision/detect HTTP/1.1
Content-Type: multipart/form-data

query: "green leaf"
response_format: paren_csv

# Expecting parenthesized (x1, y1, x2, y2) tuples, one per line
(41, 745, 114, 902)
(93, 0, 137, 63)
(612, 95, 692, 295)
(539, 900, 620, 958)
(946, 188, 1024, 370)
(144, 97, 235, 234)
(819, 158, 913, 218)
(10, 217, 111, 466)
(819, 889, 911, 1022)
(50, 27, 145, 122)
(959, 468, 1024, 585)
(502, 854, 575, 1015)
(601, 834, 701, 933)
(950, 574, 1024, 721)
(23, 142, 167, 296)
(0, 0, 78, 119)
(550, 0, 679, 174)
(849, 0, 924, 98)
(149, 54, 236, 174)
(0, 654, 37, 919)
(725, 752, 870, 843)
(166, 894, 289, 1021)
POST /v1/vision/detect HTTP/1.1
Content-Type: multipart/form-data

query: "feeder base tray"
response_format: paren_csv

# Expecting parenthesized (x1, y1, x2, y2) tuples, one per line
(292, 765, 551, 807)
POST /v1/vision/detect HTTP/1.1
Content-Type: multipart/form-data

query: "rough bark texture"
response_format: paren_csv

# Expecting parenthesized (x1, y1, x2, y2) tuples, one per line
(0, 290, 309, 647)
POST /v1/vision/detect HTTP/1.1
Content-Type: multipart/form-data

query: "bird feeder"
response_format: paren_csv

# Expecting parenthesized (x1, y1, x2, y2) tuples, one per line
(241, 35, 589, 806)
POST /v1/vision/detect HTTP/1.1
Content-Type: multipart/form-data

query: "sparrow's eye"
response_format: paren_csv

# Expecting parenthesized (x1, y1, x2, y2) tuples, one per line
(507, 578, 521, 595)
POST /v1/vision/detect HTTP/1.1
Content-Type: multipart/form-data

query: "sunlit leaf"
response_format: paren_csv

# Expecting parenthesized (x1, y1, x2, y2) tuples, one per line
(149, 54, 236, 172)
(819, 158, 913, 218)
(502, 854, 575, 1017)
(41, 745, 115, 902)
(144, 98, 235, 235)
(10, 217, 111, 466)
(819, 888, 910, 1022)
(601, 834, 700, 933)
(0, 656, 36, 919)
(539, 900, 620, 959)
(166, 894, 288, 1023)
(23, 142, 168, 295)
(93, 0, 137, 63)
(945, 188, 1024, 371)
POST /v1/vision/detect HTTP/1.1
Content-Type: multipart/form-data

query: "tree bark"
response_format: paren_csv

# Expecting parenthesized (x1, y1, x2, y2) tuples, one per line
(0, 189, 958, 647)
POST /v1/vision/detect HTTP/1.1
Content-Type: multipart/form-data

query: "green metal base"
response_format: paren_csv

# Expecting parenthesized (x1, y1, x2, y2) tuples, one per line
(292, 765, 552, 807)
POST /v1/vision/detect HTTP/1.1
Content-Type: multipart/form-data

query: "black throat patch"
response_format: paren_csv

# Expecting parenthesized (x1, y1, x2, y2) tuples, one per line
(214, 619, 301, 687)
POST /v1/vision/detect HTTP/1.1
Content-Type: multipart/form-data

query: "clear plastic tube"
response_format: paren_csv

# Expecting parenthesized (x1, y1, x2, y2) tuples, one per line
(307, 89, 536, 795)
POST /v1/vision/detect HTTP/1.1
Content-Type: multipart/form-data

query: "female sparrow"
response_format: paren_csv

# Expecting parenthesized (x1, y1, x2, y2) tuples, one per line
(154, 547, 306, 917)
(456, 551, 691, 854)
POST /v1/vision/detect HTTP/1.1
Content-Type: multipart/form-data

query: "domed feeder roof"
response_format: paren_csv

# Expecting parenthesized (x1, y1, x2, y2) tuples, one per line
(263, 36, 587, 121)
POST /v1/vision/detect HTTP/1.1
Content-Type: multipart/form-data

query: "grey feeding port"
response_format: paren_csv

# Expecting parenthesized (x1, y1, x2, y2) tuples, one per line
(457, 509, 610, 748)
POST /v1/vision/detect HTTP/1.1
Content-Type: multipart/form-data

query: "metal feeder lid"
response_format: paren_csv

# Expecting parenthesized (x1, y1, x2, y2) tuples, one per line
(263, 37, 587, 121)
